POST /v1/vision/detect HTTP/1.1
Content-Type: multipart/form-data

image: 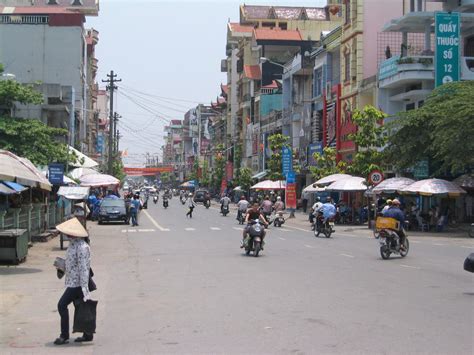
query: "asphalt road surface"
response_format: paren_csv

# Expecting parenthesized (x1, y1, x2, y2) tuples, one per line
(1, 199, 473, 354)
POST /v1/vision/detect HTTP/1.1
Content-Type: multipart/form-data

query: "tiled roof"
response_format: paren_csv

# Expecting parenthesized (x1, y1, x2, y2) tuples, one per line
(228, 22, 254, 33)
(244, 65, 262, 80)
(0, 6, 80, 14)
(242, 5, 328, 21)
(254, 28, 302, 41)
(170, 119, 182, 126)
(262, 80, 280, 89)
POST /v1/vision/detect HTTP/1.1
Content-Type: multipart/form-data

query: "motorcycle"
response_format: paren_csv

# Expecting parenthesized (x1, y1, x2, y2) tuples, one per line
(180, 196, 186, 205)
(221, 205, 229, 216)
(204, 199, 210, 209)
(237, 210, 245, 225)
(261, 211, 274, 228)
(273, 211, 285, 227)
(153, 195, 158, 204)
(376, 217, 409, 259)
(244, 219, 265, 257)
(162, 198, 169, 209)
(314, 212, 335, 238)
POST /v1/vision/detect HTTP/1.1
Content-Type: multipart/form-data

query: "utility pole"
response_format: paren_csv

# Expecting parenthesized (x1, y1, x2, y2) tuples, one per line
(102, 70, 121, 175)
(197, 104, 202, 163)
(113, 112, 121, 154)
(116, 130, 120, 155)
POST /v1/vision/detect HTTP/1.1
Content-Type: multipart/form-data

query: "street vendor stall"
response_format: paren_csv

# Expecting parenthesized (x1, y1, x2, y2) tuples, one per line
(57, 186, 90, 249)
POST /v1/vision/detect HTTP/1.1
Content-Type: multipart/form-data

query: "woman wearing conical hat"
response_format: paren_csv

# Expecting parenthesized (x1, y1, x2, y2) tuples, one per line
(53, 218, 94, 345)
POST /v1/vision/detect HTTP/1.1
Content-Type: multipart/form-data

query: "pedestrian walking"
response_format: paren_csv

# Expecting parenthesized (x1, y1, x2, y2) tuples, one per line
(54, 218, 95, 345)
(186, 193, 196, 218)
(130, 194, 140, 226)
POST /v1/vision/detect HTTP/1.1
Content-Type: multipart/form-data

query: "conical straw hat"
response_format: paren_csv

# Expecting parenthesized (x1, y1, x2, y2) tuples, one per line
(56, 217, 88, 238)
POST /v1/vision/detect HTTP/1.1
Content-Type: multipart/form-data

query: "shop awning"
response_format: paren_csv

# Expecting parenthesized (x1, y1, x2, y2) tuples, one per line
(57, 186, 90, 200)
(3, 181, 28, 192)
(69, 146, 99, 168)
(0, 183, 17, 195)
(251, 171, 267, 180)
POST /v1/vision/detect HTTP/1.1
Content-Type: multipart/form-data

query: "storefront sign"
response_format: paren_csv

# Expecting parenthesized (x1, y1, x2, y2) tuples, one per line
(378, 55, 400, 80)
(435, 12, 460, 87)
(413, 160, 429, 179)
(124, 167, 174, 176)
(307, 142, 323, 166)
(282, 147, 292, 176)
(48, 163, 64, 185)
(285, 171, 297, 209)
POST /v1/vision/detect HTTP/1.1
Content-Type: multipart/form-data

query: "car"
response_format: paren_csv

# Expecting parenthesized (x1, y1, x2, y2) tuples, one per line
(193, 189, 209, 203)
(98, 198, 129, 225)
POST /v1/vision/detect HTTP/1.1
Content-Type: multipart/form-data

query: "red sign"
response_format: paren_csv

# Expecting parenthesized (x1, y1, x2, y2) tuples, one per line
(124, 167, 173, 176)
(220, 177, 227, 195)
(285, 183, 297, 209)
(226, 162, 233, 181)
(368, 169, 384, 185)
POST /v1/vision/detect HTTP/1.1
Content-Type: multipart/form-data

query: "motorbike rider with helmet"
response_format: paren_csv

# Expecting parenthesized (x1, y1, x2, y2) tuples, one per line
(236, 195, 250, 222)
(316, 197, 337, 230)
(260, 195, 273, 223)
(310, 197, 323, 225)
(220, 194, 231, 214)
(241, 202, 268, 248)
(273, 196, 285, 212)
(382, 198, 407, 250)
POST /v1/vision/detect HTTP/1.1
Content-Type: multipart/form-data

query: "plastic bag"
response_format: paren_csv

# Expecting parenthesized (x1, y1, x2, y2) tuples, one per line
(73, 299, 98, 334)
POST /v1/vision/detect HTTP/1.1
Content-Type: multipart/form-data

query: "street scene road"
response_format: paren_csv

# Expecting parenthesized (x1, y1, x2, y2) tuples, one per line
(1, 201, 473, 354)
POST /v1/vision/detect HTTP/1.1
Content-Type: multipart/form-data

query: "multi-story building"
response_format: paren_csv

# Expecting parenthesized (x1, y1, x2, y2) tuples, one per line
(85, 27, 99, 157)
(378, 0, 474, 120)
(0, 0, 99, 150)
(94, 88, 108, 167)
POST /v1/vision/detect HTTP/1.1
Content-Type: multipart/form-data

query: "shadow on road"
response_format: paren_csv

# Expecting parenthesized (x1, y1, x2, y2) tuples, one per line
(0, 267, 43, 275)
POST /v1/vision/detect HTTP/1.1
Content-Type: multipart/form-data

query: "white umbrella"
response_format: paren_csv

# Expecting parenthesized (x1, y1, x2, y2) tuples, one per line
(372, 177, 416, 194)
(401, 178, 466, 197)
(302, 183, 327, 193)
(80, 173, 119, 187)
(0, 150, 52, 191)
(69, 146, 99, 168)
(69, 167, 99, 180)
(315, 173, 352, 186)
(453, 174, 474, 190)
(326, 176, 367, 191)
(251, 180, 286, 190)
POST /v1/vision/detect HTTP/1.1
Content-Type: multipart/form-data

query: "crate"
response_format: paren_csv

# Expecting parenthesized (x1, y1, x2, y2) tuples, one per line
(375, 217, 400, 230)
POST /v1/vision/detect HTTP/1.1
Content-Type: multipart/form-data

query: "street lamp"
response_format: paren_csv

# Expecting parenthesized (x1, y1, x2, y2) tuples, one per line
(259, 57, 286, 69)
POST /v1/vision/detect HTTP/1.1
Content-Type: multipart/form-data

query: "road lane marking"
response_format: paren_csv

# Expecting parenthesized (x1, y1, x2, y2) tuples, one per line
(461, 246, 474, 249)
(285, 225, 312, 233)
(279, 237, 286, 240)
(233, 227, 244, 231)
(122, 229, 137, 233)
(305, 245, 315, 248)
(185, 228, 196, 231)
(137, 229, 155, 232)
(210, 227, 221, 231)
(280, 228, 291, 232)
(433, 243, 445, 246)
(411, 240, 421, 244)
(400, 264, 420, 269)
(339, 253, 355, 258)
(143, 210, 170, 231)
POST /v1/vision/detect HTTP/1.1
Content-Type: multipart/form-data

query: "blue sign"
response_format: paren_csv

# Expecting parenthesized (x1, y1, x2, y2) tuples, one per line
(282, 147, 292, 176)
(96, 134, 104, 154)
(48, 163, 64, 185)
(286, 171, 295, 184)
(435, 12, 460, 87)
(307, 142, 323, 166)
(378, 55, 400, 80)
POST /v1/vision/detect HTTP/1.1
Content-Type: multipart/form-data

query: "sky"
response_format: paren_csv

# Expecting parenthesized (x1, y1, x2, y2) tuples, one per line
(87, 0, 327, 167)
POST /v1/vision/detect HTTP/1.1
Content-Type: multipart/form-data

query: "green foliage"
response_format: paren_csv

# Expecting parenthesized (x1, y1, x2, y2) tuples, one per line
(347, 105, 387, 177)
(112, 158, 125, 181)
(309, 147, 347, 180)
(188, 159, 200, 182)
(267, 133, 290, 181)
(235, 167, 253, 192)
(200, 160, 211, 187)
(211, 144, 226, 191)
(161, 172, 171, 184)
(0, 80, 43, 109)
(385, 81, 474, 175)
(0, 117, 70, 166)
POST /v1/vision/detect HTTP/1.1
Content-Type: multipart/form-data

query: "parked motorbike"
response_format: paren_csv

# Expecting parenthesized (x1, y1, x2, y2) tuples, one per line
(273, 211, 285, 227)
(376, 217, 409, 259)
(153, 195, 158, 204)
(261, 211, 274, 228)
(221, 205, 229, 216)
(314, 212, 335, 238)
(163, 198, 169, 209)
(244, 219, 265, 257)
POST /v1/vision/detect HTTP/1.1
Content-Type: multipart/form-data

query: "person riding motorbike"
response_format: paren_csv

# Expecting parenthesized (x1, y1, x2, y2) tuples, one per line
(260, 196, 273, 223)
(220, 194, 231, 214)
(310, 197, 323, 225)
(316, 197, 337, 231)
(241, 202, 268, 248)
(273, 196, 285, 212)
(204, 191, 211, 207)
(236, 195, 249, 222)
(381, 198, 407, 250)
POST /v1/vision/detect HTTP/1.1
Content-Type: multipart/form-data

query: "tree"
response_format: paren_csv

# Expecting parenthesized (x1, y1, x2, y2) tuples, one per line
(0, 65, 43, 110)
(211, 144, 226, 191)
(309, 147, 347, 180)
(385, 81, 474, 176)
(200, 160, 211, 187)
(267, 133, 290, 180)
(112, 158, 125, 181)
(346, 105, 387, 177)
(235, 167, 253, 192)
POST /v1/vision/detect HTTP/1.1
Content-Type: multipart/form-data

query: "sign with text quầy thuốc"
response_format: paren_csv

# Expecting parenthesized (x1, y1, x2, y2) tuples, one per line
(435, 12, 460, 87)
(282, 147, 292, 176)
(48, 163, 64, 185)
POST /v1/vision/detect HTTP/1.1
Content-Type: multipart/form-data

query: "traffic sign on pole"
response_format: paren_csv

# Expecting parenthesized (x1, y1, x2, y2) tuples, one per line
(368, 170, 384, 186)
(282, 147, 292, 177)
(435, 12, 460, 87)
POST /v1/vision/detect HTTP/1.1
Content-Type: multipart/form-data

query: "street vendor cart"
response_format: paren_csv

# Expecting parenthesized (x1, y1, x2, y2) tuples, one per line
(56, 186, 90, 250)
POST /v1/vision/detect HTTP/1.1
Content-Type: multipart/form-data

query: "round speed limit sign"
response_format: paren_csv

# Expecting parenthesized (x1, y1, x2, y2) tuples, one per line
(368, 170, 384, 185)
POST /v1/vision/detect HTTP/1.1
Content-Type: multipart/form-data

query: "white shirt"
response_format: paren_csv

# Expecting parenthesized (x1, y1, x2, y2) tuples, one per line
(312, 202, 323, 213)
(187, 198, 195, 208)
(237, 200, 249, 211)
(65, 238, 90, 298)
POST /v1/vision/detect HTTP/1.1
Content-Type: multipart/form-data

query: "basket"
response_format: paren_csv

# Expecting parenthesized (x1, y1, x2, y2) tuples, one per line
(375, 217, 400, 231)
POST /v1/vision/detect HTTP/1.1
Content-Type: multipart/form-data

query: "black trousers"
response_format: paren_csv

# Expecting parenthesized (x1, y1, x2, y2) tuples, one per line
(186, 206, 194, 217)
(58, 287, 83, 338)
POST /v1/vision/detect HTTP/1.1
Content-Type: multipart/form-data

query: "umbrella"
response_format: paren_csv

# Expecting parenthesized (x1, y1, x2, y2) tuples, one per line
(315, 173, 352, 186)
(401, 178, 466, 197)
(69, 146, 99, 168)
(251, 180, 286, 190)
(302, 183, 327, 193)
(453, 174, 474, 190)
(80, 173, 120, 187)
(69, 167, 99, 180)
(372, 177, 416, 194)
(233, 186, 243, 191)
(326, 176, 367, 191)
(180, 180, 196, 188)
(0, 150, 52, 191)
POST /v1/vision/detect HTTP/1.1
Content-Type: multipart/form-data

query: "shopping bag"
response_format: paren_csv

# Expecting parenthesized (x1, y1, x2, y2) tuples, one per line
(73, 299, 98, 334)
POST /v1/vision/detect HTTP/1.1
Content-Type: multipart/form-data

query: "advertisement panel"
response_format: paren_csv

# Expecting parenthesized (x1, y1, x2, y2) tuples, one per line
(307, 142, 323, 166)
(48, 163, 64, 185)
(282, 147, 292, 176)
(435, 12, 460, 87)
(285, 171, 297, 209)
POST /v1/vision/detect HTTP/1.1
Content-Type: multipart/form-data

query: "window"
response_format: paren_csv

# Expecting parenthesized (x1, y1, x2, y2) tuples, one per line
(344, 53, 350, 82)
(71, 0, 83, 5)
(405, 103, 415, 111)
(344, 0, 351, 24)
(314, 68, 323, 97)
(262, 22, 276, 28)
(279, 22, 287, 30)
(47, 0, 58, 4)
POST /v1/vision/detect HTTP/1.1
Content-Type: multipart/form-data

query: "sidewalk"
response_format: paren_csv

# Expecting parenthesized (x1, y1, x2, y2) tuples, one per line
(283, 210, 473, 239)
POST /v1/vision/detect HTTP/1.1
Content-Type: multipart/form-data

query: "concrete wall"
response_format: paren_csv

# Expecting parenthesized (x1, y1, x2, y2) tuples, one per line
(0, 24, 84, 96)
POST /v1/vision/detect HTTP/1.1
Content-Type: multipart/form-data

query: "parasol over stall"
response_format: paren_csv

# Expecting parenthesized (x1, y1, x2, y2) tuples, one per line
(79, 173, 119, 187)
(315, 173, 352, 186)
(250, 180, 286, 190)
(372, 177, 416, 194)
(401, 178, 466, 197)
(453, 174, 474, 190)
(326, 176, 367, 192)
